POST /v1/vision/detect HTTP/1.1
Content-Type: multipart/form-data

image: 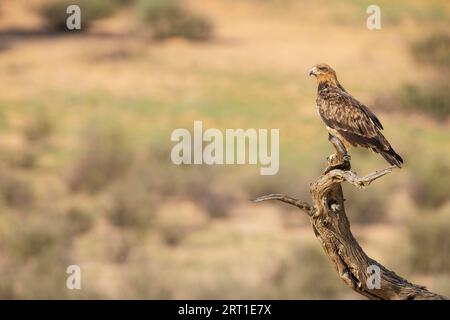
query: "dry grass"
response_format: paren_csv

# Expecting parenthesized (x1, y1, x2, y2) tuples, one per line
(0, 0, 448, 299)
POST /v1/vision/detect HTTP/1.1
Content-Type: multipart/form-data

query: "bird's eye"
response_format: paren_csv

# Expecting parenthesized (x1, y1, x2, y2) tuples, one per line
(318, 67, 327, 71)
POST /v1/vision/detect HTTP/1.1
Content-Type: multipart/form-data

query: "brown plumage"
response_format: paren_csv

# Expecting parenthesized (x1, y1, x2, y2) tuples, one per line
(309, 63, 403, 167)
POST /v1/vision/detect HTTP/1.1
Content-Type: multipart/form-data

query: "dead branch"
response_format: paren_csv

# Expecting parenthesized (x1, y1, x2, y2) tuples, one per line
(254, 158, 447, 300)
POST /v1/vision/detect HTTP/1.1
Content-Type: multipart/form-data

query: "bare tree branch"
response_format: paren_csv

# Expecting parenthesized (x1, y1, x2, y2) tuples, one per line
(254, 159, 447, 300)
(253, 194, 313, 216)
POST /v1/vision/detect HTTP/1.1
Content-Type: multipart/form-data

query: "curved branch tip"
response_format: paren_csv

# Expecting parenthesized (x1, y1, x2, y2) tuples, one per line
(253, 194, 313, 215)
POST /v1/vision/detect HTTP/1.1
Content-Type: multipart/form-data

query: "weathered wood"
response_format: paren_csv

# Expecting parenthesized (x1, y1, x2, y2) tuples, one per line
(254, 158, 447, 300)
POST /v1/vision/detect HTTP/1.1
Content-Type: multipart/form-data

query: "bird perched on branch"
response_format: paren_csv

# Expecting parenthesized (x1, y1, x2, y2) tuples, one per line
(309, 63, 403, 168)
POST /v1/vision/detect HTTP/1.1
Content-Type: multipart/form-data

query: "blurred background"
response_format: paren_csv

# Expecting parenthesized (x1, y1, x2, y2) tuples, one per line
(0, 0, 449, 299)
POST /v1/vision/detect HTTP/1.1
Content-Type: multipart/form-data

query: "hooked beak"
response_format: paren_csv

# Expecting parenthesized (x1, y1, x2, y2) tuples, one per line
(308, 66, 317, 77)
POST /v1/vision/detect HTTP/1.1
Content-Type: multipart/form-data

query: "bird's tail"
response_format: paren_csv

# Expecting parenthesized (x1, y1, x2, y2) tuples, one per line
(380, 147, 403, 168)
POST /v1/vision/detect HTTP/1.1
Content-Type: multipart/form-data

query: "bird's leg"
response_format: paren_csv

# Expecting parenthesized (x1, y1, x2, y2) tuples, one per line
(329, 135, 350, 162)
(325, 134, 351, 173)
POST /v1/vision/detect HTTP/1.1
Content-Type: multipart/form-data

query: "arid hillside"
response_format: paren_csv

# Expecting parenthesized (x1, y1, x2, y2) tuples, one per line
(0, 0, 448, 299)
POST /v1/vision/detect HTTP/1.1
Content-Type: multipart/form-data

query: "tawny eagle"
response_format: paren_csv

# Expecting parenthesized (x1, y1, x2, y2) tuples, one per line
(309, 63, 403, 167)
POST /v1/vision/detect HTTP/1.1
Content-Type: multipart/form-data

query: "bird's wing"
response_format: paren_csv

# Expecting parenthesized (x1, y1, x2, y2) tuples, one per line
(359, 103, 383, 130)
(317, 89, 386, 148)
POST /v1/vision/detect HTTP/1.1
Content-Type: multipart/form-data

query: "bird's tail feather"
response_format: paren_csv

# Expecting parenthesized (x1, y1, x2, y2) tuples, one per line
(380, 147, 403, 168)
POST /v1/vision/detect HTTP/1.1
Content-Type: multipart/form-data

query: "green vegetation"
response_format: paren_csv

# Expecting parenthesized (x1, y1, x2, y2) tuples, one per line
(107, 172, 157, 230)
(136, 0, 213, 40)
(272, 244, 351, 299)
(38, 0, 117, 31)
(23, 111, 54, 143)
(0, 172, 35, 209)
(409, 154, 450, 208)
(399, 83, 450, 118)
(67, 124, 134, 193)
(412, 33, 450, 68)
(344, 184, 387, 224)
(409, 208, 450, 273)
(38, 0, 214, 38)
(397, 32, 450, 118)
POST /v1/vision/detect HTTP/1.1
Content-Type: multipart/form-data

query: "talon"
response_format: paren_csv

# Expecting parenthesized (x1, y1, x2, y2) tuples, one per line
(341, 160, 351, 171)
(323, 159, 351, 174)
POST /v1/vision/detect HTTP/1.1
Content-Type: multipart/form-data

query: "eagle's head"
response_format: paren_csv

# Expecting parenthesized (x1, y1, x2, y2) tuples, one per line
(309, 64, 338, 83)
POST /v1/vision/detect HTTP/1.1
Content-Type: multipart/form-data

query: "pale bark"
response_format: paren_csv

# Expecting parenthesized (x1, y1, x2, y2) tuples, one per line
(254, 158, 447, 300)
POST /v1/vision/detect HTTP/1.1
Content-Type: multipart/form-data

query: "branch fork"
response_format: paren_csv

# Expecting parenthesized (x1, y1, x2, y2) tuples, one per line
(254, 157, 447, 300)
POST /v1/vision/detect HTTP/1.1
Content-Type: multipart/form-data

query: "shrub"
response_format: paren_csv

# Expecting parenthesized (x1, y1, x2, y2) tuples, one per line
(38, 0, 117, 31)
(0, 213, 72, 298)
(408, 208, 450, 273)
(67, 124, 133, 193)
(65, 205, 94, 235)
(185, 182, 237, 218)
(409, 155, 450, 208)
(343, 184, 387, 224)
(399, 83, 450, 118)
(154, 201, 208, 246)
(23, 112, 53, 143)
(0, 173, 35, 209)
(107, 176, 156, 230)
(180, 166, 239, 218)
(136, 0, 213, 40)
(412, 33, 450, 68)
(114, 0, 136, 5)
(15, 149, 39, 169)
(272, 244, 353, 299)
(5, 147, 39, 170)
